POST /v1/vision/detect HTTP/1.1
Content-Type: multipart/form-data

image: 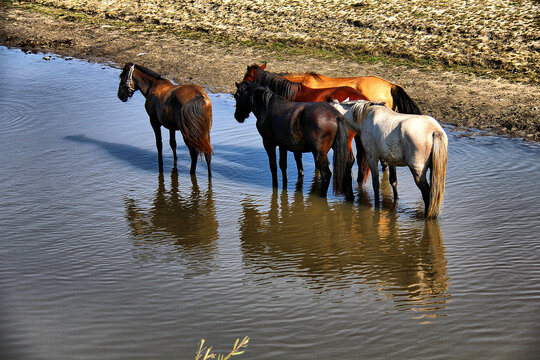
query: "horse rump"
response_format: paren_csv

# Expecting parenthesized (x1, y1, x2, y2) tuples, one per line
(177, 95, 214, 157)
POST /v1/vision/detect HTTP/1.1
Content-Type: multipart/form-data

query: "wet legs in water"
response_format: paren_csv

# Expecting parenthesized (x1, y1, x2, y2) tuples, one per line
(169, 129, 177, 168)
(313, 150, 331, 197)
(151, 120, 164, 173)
(263, 140, 278, 188)
(389, 165, 398, 200)
(411, 167, 430, 215)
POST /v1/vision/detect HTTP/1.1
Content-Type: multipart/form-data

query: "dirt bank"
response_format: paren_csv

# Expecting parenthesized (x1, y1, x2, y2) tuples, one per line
(1, 1, 539, 141)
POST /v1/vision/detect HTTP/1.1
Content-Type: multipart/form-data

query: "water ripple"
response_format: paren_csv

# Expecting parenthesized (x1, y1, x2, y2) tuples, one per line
(0, 97, 36, 133)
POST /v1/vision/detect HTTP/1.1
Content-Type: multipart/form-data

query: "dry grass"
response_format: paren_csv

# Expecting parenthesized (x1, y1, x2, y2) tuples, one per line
(195, 337, 249, 360)
(30, 0, 539, 82)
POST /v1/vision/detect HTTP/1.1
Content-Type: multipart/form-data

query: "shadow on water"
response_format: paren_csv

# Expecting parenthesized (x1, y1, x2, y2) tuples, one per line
(65, 134, 157, 172)
(239, 175, 449, 315)
(64, 134, 286, 186)
(124, 169, 219, 277)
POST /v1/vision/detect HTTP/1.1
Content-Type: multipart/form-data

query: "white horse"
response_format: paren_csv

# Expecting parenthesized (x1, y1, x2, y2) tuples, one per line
(331, 100, 448, 218)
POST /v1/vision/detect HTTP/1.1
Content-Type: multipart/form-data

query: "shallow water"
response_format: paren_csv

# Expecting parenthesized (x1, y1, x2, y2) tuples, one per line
(0, 47, 539, 359)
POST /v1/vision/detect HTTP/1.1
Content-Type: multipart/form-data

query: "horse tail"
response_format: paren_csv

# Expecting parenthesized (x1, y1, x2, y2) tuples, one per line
(332, 116, 354, 196)
(427, 131, 448, 219)
(391, 85, 421, 114)
(355, 134, 370, 185)
(178, 95, 214, 157)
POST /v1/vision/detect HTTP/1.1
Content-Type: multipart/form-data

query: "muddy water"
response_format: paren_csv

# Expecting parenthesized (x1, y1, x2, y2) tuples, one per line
(0, 47, 539, 359)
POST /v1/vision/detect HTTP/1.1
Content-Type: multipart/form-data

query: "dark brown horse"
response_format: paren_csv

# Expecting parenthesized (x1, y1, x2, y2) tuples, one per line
(117, 63, 213, 175)
(242, 64, 371, 183)
(233, 81, 354, 199)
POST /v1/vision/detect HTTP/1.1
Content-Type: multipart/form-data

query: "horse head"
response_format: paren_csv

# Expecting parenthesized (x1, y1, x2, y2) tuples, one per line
(329, 100, 372, 133)
(242, 63, 266, 83)
(118, 62, 136, 102)
(233, 81, 255, 123)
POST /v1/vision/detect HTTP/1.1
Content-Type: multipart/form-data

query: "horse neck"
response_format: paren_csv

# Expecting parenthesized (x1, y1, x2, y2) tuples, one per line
(249, 88, 276, 119)
(132, 69, 170, 97)
(255, 70, 300, 100)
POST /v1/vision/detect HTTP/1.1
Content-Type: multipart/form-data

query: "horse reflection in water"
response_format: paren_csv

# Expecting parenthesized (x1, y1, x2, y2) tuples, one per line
(124, 170, 218, 275)
(239, 177, 449, 314)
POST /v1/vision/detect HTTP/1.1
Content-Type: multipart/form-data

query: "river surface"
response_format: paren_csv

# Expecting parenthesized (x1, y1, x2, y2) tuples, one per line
(1, 47, 539, 359)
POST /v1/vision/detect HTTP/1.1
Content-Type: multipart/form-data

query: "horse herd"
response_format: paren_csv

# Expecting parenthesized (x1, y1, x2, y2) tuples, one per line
(117, 62, 448, 218)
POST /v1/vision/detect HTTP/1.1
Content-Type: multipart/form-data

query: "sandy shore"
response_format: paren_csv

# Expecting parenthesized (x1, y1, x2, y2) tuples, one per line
(1, 1, 539, 141)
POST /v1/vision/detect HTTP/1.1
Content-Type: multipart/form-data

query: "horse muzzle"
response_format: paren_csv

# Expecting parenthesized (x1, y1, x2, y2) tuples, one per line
(234, 111, 247, 123)
(117, 87, 133, 102)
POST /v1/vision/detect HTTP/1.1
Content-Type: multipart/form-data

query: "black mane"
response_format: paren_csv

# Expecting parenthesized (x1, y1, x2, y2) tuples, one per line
(251, 67, 301, 101)
(134, 64, 165, 80)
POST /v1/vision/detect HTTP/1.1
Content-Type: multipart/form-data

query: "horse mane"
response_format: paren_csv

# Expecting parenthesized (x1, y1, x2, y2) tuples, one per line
(251, 67, 301, 101)
(251, 84, 276, 108)
(350, 101, 384, 121)
(134, 64, 165, 80)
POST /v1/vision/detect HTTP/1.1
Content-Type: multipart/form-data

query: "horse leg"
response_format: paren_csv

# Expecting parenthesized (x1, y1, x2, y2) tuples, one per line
(189, 146, 198, 174)
(279, 146, 288, 187)
(389, 165, 399, 201)
(368, 158, 380, 206)
(314, 151, 331, 197)
(151, 122, 164, 173)
(169, 129, 177, 169)
(410, 167, 430, 215)
(294, 151, 304, 179)
(263, 140, 278, 188)
(204, 152, 212, 178)
(355, 134, 363, 183)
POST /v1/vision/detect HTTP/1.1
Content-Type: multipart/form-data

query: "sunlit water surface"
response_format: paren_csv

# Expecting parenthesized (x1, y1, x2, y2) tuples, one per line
(1, 47, 539, 359)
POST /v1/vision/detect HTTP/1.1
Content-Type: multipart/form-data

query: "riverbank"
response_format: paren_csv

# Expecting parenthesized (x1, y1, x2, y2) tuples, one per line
(1, 1, 539, 141)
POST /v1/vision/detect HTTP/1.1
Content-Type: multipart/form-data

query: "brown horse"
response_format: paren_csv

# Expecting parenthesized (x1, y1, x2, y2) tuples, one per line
(242, 64, 373, 183)
(234, 81, 354, 199)
(258, 63, 422, 115)
(242, 64, 369, 103)
(117, 63, 213, 175)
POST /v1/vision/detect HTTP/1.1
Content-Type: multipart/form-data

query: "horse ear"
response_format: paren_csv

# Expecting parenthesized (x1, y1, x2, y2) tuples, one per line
(326, 97, 338, 104)
(260, 63, 267, 70)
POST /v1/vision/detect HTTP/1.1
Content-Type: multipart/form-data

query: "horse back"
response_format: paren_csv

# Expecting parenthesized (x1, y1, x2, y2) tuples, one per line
(294, 73, 395, 108)
(172, 84, 210, 106)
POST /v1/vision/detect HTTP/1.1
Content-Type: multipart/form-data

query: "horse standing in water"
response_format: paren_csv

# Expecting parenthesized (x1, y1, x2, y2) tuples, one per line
(242, 64, 371, 183)
(117, 63, 213, 175)
(234, 81, 354, 199)
(332, 100, 447, 218)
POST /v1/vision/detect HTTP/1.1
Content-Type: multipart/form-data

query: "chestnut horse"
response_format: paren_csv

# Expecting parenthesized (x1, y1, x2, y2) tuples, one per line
(234, 81, 354, 199)
(242, 64, 372, 183)
(257, 63, 422, 115)
(242, 64, 369, 103)
(332, 100, 448, 218)
(118, 63, 213, 175)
